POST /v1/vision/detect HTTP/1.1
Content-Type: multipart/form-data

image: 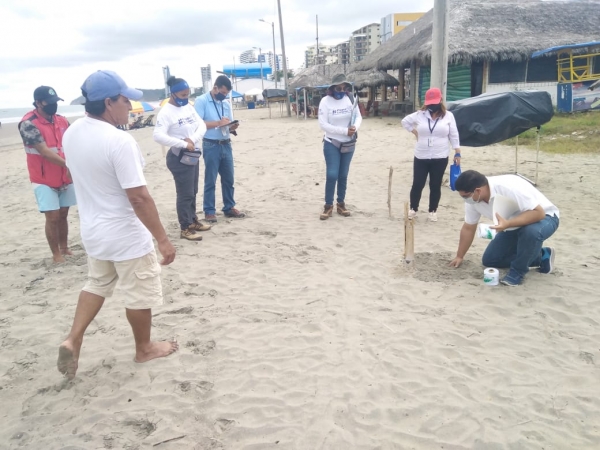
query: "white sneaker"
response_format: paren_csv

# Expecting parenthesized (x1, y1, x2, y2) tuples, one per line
(408, 209, 417, 219)
(429, 212, 438, 222)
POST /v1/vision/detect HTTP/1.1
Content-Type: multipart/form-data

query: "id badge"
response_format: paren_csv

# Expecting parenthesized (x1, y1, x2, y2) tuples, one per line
(428, 137, 433, 147)
(221, 126, 228, 137)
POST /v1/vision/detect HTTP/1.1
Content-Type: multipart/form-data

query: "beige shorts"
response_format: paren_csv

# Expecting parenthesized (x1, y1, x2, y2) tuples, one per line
(82, 250, 163, 310)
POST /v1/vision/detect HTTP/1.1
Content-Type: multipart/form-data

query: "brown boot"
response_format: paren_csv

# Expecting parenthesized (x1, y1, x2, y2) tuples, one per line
(190, 218, 211, 231)
(320, 204, 333, 220)
(336, 202, 351, 217)
(180, 227, 203, 241)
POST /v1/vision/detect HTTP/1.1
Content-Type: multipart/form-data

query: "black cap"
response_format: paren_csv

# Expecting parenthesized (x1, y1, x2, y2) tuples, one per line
(33, 86, 64, 104)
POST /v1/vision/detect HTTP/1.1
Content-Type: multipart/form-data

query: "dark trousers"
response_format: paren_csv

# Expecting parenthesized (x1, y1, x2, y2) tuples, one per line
(410, 157, 449, 212)
(166, 150, 199, 230)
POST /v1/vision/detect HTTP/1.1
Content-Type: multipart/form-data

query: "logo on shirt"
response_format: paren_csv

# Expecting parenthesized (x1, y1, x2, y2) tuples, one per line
(332, 107, 353, 115)
(177, 116, 196, 127)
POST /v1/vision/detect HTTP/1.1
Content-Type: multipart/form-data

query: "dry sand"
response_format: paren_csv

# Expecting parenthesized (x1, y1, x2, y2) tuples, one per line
(0, 107, 599, 449)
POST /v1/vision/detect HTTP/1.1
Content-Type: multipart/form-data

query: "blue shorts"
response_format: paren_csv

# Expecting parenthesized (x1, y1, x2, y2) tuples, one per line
(33, 183, 77, 213)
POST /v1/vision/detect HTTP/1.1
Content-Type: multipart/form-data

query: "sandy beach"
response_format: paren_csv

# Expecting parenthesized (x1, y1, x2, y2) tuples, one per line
(0, 106, 599, 449)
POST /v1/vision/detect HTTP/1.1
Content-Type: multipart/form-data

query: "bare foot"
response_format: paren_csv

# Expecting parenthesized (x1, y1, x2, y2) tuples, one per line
(53, 254, 66, 263)
(134, 340, 179, 363)
(60, 247, 74, 256)
(57, 341, 79, 379)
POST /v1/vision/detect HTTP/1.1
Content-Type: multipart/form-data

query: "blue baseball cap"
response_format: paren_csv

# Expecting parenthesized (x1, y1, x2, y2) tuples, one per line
(81, 70, 143, 102)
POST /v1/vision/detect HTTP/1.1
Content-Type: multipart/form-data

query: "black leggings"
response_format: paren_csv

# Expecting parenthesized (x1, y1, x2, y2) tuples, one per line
(410, 157, 449, 213)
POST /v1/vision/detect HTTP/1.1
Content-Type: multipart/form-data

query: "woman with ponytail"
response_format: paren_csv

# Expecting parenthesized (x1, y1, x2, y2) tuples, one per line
(153, 76, 210, 241)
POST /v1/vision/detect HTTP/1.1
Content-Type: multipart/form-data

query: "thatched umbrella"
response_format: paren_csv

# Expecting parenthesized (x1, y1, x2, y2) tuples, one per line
(289, 64, 346, 89)
(346, 69, 399, 90)
(354, 0, 600, 71)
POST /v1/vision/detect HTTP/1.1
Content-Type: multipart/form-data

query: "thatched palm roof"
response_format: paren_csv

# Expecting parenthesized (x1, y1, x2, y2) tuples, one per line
(354, 0, 600, 71)
(346, 70, 399, 89)
(289, 64, 346, 89)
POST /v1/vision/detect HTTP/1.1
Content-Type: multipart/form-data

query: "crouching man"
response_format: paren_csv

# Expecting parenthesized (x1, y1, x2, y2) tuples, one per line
(449, 170, 559, 286)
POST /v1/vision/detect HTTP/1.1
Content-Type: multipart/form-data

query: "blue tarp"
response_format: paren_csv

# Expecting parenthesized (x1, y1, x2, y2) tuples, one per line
(231, 90, 243, 99)
(294, 85, 329, 91)
(532, 41, 600, 58)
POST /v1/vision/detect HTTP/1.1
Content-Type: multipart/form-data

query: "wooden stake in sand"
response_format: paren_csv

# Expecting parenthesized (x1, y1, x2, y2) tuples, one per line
(387, 166, 394, 218)
(404, 202, 415, 263)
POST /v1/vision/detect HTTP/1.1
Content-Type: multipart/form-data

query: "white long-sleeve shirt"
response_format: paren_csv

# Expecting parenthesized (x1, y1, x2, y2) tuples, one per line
(318, 95, 362, 143)
(401, 109, 460, 159)
(153, 103, 206, 149)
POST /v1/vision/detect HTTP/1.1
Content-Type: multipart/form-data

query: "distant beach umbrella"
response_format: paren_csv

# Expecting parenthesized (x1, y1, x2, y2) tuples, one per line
(130, 101, 154, 113)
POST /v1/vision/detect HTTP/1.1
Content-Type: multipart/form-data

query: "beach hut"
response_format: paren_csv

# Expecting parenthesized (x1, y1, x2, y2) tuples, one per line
(345, 69, 399, 91)
(289, 65, 346, 120)
(345, 69, 400, 113)
(289, 64, 346, 90)
(353, 0, 600, 110)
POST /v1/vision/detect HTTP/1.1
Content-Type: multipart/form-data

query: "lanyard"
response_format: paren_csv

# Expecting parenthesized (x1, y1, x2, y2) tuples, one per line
(428, 118, 439, 134)
(212, 96, 224, 120)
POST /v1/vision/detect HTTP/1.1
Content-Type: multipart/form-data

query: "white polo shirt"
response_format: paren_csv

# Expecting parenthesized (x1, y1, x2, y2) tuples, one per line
(465, 175, 559, 225)
(401, 109, 460, 159)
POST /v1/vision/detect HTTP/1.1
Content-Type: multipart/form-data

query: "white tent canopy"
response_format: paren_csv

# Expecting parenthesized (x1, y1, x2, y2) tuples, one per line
(245, 88, 263, 96)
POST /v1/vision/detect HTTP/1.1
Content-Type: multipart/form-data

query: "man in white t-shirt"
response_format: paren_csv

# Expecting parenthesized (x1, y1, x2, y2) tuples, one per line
(58, 70, 178, 379)
(449, 170, 559, 286)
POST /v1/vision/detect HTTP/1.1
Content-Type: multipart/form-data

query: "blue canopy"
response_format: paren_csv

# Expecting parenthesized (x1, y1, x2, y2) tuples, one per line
(532, 41, 600, 58)
(222, 63, 272, 79)
(231, 90, 243, 99)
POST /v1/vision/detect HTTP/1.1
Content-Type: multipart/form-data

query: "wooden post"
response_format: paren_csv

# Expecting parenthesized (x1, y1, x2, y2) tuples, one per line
(404, 202, 415, 263)
(387, 166, 394, 218)
(398, 68, 405, 101)
(410, 60, 417, 111)
(431, 0, 449, 101)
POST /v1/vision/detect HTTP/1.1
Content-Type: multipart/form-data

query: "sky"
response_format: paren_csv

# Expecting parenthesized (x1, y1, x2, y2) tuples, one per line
(0, 0, 434, 108)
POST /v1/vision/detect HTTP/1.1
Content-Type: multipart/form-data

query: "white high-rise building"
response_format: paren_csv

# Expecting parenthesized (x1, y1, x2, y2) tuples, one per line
(350, 23, 380, 63)
(264, 52, 289, 72)
(305, 44, 335, 67)
(240, 49, 257, 64)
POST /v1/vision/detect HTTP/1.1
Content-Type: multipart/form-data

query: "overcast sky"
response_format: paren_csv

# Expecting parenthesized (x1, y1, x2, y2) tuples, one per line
(0, 0, 434, 107)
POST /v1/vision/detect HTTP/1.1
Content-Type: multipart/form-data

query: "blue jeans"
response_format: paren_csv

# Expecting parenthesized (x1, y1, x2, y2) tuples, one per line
(323, 140, 355, 205)
(482, 215, 560, 277)
(202, 140, 235, 215)
(166, 150, 199, 230)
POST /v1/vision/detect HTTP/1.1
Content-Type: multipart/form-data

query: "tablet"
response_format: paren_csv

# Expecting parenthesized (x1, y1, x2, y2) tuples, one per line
(217, 120, 239, 128)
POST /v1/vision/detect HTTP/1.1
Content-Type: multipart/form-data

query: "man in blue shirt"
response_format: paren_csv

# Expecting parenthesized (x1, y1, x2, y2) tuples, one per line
(194, 75, 244, 222)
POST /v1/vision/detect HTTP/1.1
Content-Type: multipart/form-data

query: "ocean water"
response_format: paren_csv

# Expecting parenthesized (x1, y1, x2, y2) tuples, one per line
(0, 105, 85, 124)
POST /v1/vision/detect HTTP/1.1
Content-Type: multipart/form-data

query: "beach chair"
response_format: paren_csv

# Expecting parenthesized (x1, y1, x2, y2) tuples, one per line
(142, 115, 155, 127)
(128, 116, 144, 130)
(380, 101, 394, 117)
(360, 102, 369, 118)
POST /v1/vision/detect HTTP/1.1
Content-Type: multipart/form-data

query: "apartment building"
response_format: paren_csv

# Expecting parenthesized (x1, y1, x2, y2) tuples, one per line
(349, 23, 380, 63)
(380, 12, 426, 44)
(239, 49, 257, 64)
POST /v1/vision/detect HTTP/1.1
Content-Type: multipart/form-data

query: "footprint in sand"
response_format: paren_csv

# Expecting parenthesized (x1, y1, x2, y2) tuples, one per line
(258, 231, 277, 238)
(185, 339, 216, 356)
(579, 352, 595, 365)
(178, 380, 214, 393)
(214, 418, 235, 433)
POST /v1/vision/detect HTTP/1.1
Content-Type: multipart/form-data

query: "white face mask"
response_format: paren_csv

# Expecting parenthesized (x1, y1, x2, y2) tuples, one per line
(463, 190, 481, 205)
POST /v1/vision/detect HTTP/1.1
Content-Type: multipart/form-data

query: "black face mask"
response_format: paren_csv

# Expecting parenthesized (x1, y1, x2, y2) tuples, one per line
(427, 104, 441, 114)
(42, 103, 58, 116)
